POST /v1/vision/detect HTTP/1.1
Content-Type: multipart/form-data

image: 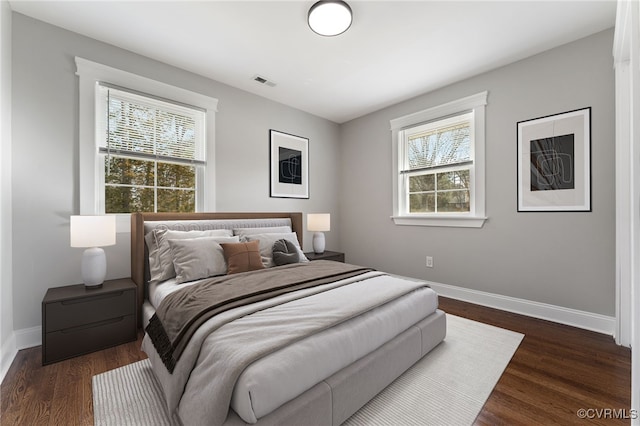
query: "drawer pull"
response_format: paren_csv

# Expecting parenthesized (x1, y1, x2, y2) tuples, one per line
(61, 291, 124, 305)
(60, 316, 125, 333)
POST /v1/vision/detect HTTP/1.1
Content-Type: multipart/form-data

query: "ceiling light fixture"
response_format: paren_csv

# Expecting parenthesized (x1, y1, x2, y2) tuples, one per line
(308, 0, 352, 37)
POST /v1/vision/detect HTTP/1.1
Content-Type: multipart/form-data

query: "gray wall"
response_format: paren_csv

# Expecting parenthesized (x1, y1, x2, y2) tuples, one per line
(339, 29, 615, 316)
(11, 13, 340, 331)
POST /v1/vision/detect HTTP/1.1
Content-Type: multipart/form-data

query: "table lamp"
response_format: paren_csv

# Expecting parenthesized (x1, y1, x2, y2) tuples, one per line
(307, 213, 330, 254)
(70, 215, 116, 288)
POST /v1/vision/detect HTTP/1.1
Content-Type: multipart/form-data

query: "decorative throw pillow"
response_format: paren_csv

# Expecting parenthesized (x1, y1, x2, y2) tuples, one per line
(272, 239, 300, 266)
(244, 232, 309, 268)
(220, 240, 265, 275)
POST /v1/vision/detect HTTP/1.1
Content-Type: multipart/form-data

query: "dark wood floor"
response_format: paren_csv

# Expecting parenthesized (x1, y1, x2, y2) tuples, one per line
(441, 298, 631, 426)
(0, 297, 631, 426)
(0, 332, 147, 426)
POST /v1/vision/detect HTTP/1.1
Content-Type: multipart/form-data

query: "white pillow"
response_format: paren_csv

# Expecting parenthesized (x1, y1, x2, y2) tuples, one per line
(233, 226, 292, 239)
(145, 228, 233, 283)
(168, 236, 239, 283)
(244, 232, 308, 268)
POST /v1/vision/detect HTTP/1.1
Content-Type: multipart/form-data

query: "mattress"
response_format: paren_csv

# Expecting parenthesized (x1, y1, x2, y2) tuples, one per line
(145, 272, 438, 424)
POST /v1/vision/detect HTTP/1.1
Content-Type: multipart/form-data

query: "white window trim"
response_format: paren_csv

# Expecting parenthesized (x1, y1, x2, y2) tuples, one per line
(76, 57, 218, 232)
(390, 91, 488, 228)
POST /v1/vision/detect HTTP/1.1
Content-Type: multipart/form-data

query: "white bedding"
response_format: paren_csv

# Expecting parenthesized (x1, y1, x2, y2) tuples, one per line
(145, 278, 206, 329)
(144, 272, 439, 425)
(230, 280, 437, 422)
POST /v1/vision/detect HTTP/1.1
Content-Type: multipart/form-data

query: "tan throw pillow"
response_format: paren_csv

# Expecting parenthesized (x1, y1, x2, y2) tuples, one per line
(220, 240, 265, 274)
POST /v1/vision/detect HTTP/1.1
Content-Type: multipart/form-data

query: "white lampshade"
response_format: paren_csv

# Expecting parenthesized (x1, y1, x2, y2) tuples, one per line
(307, 213, 330, 232)
(70, 215, 116, 248)
(308, 1, 352, 37)
(70, 215, 116, 288)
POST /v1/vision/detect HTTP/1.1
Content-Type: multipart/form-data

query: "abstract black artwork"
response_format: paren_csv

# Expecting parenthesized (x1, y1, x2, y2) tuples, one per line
(278, 147, 302, 185)
(530, 134, 575, 191)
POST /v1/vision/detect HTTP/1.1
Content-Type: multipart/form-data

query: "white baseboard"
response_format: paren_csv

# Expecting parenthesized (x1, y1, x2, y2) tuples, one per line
(15, 325, 41, 350)
(0, 326, 41, 384)
(0, 332, 17, 384)
(427, 281, 616, 336)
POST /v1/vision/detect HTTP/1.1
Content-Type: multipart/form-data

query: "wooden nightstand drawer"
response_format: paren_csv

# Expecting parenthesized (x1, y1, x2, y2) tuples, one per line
(45, 288, 134, 332)
(42, 278, 137, 365)
(44, 315, 136, 364)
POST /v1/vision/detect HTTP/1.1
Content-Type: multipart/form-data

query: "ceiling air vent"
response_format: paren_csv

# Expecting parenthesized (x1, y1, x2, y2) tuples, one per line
(252, 74, 276, 87)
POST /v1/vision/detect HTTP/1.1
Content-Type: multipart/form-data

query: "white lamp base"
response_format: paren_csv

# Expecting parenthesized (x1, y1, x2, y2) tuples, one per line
(81, 247, 106, 288)
(312, 232, 325, 254)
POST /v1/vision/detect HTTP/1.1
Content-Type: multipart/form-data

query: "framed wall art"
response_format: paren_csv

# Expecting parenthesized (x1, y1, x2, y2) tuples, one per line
(517, 107, 591, 212)
(269, 129, 309, 199)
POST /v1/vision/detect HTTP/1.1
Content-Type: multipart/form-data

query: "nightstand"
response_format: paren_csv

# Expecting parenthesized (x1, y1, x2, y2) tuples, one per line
(304, 250, 345, 263)
(41, 278, 137, 365)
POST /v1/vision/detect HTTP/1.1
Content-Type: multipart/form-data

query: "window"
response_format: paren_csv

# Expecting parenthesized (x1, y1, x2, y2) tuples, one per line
(97, 85, 205, 213)
(391, 92, 488, 228)
(76, 57, 218, 230)
(403, 113, 472, 214)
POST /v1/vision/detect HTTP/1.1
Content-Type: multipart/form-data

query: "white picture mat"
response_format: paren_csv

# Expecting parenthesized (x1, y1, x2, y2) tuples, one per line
(517, 108, 591, 211)
(269, 130, 309, 199)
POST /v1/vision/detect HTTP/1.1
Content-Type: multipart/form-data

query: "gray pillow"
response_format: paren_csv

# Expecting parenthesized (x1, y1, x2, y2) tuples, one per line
(146, 228, 234, 283)
(167, 236, 239, 283)
(272, 239, 300, 266)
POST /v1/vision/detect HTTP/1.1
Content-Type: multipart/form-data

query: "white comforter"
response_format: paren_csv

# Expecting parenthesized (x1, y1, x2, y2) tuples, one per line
(142, 271, 437, 425)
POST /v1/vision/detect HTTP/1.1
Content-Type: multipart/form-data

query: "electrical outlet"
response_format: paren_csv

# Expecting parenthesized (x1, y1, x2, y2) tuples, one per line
(426, 256, 434, 268)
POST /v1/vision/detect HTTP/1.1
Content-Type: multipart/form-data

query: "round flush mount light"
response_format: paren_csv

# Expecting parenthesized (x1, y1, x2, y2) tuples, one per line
(308, 0, 352, 37)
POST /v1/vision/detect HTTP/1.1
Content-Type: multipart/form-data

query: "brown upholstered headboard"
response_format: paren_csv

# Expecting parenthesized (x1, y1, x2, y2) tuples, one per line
(130, 212, 304, 327)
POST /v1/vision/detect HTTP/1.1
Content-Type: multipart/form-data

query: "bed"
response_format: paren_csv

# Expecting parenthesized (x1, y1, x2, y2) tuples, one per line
(131, 212, 447, 426)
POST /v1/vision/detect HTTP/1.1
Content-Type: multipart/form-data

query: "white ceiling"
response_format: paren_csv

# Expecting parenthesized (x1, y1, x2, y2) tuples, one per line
(9, 0, 617, 123)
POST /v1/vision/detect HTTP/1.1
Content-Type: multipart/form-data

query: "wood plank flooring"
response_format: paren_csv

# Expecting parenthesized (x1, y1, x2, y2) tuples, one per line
(0, 297, 631, 426)
(440, 298, 631, 426)
(1, 332, 147, 426)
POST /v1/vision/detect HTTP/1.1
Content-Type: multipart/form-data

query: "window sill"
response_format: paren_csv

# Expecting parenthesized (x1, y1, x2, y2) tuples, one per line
(391, 215, 487, 228)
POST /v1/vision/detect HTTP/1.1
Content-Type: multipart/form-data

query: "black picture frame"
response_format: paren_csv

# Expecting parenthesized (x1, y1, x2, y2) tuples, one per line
(517, 107, 591, 212)
(269, 129, 309, 199)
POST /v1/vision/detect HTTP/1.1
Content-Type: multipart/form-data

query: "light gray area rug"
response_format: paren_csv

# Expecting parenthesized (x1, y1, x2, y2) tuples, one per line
(93, 315, 523, 426)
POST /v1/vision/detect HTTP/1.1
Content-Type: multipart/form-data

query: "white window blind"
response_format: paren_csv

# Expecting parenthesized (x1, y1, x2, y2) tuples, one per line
(402, 113, 472, 173)
(98, 83, 206, 165)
